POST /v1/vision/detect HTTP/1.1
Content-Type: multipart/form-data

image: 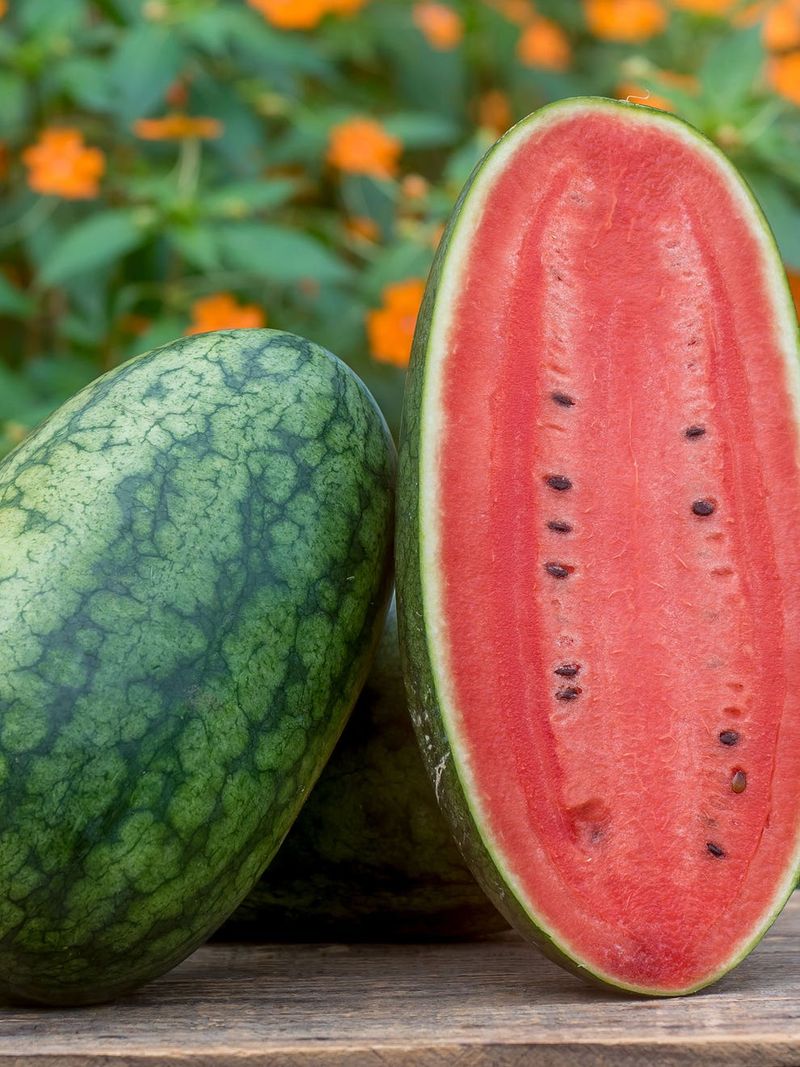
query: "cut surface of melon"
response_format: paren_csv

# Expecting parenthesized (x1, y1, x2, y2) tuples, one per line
(419, 99, 800, 994)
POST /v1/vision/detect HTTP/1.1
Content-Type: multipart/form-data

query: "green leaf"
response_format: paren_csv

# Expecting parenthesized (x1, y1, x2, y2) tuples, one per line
(52, 58, 113, 112)
(269, 110, 343, 168)
(19, 0, 86, 35)
(182, 7, 333, 78)
(39, 211, 143, 288)
(371, 6, 467, 120)
(340, 176, 395, 235)
(0, 72, 30, 138)
(383, 112, 462, 148)
(700, 28, 764, 111)
(0, 275, 34, 318)
(177, 8, 242, 54)
(360, 241, 433, 300)
(222, 9, 334, 79)
(2, 402, 55, 439)
(203, 180, 299, 218)
(219, 224, 351, 284)
(167, 225, 221, 272)
(744, 171, 800, 270)
(25, 356, 98, 403)
(126, 317, 185, 359)
(748, 119, 800, 191)
(0, 366, 37, 422)
(189, 76, 268, 169)
(444, 131, 495, 190)
(108, 23, 186, 121)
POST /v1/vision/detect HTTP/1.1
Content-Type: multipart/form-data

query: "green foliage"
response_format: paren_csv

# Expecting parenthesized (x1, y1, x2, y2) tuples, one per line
(0, 0, 799, 456)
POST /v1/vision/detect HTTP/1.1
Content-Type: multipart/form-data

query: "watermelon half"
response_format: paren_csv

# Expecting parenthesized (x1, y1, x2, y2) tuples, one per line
(396, 97, 800, 996)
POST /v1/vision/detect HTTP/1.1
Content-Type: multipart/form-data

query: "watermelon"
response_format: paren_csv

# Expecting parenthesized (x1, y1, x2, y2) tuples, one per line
(396, 97, 800, 996)
(0, 329, 394, 1006)
(222, 598, 506, 940)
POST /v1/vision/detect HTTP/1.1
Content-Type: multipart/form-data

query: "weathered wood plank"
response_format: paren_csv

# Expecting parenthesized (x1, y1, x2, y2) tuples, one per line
(3, 897, 800, 1064)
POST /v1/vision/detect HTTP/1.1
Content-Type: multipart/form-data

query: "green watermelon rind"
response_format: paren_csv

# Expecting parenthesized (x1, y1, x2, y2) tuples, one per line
(396, 96, 800, 996)
(223, 600, 507, 941)
(0, 328, 395, 1006)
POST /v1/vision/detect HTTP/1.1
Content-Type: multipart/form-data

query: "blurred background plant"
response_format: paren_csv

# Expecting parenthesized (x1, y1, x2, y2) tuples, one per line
(1, 0, 799, 452)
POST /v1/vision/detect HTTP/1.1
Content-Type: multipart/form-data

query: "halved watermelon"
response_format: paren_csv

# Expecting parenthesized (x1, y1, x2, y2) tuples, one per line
(396, 97, 800, 996)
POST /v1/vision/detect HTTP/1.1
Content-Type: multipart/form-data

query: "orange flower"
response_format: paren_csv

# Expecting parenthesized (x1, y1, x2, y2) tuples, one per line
(327, 117, 402, 179)
(671, 0, 737, 12)
(477, 89, 514, 135)
(345, 216, 380, 242)
(764, 0, 800, 51)
(366, 279, 426, 368)
(413, 3, 464, 49)
(22, 128, 105, 200)
(735, 1, 771, 25)
(0, 1, 7, 16)
(186, 293, 266, 336)
(518, 17, 572, 70)
(134, 113, 222, 140)
(327, 0, 369, 11)
(584, 0, 667, 41)
(247, 0, 328, 28)
(402, 173, 430, 199)
(770, 50, 800, 104)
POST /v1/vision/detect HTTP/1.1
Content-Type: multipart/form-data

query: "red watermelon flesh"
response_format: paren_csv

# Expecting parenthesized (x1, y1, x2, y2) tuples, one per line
(399, 98, 800, 994)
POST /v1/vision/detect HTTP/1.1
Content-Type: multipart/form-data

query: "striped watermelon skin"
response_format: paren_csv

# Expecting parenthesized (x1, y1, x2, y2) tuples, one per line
(0, 329, 394, 1006)
(223, 600, 507, 941)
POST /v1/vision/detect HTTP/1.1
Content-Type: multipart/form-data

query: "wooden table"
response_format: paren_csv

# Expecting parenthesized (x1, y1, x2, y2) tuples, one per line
(4, 897, 800, 1066)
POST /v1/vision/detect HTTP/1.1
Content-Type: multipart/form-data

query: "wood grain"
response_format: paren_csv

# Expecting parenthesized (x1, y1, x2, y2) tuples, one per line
(3, 897, 800, 1065)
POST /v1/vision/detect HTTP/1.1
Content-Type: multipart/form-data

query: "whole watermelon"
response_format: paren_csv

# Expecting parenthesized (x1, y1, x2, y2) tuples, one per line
(0, 329, 394, 1005)
(222, 599, 506, 940)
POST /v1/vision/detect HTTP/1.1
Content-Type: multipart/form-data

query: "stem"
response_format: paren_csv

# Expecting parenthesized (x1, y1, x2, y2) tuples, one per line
(177, 137, 201, 202)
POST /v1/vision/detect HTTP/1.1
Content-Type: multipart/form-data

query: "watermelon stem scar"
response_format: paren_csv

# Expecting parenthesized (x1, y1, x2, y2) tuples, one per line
(397, 97, 800, 996)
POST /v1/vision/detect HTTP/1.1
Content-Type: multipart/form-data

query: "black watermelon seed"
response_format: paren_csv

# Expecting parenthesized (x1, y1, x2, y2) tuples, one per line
(692, 499, 715, 516)
(685, 425, 706, 438)
(555, 662, 581, 678)
(545, 562, 572, 579)
(556, 686, 581, 701)
(731, 770, 747, 794)
(551, 391, 575, 407)
(719, 730, 739, 746)
(706, 841, 726, 858)
(546, 475, 573, 492)
(547, 520, 573, 533)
